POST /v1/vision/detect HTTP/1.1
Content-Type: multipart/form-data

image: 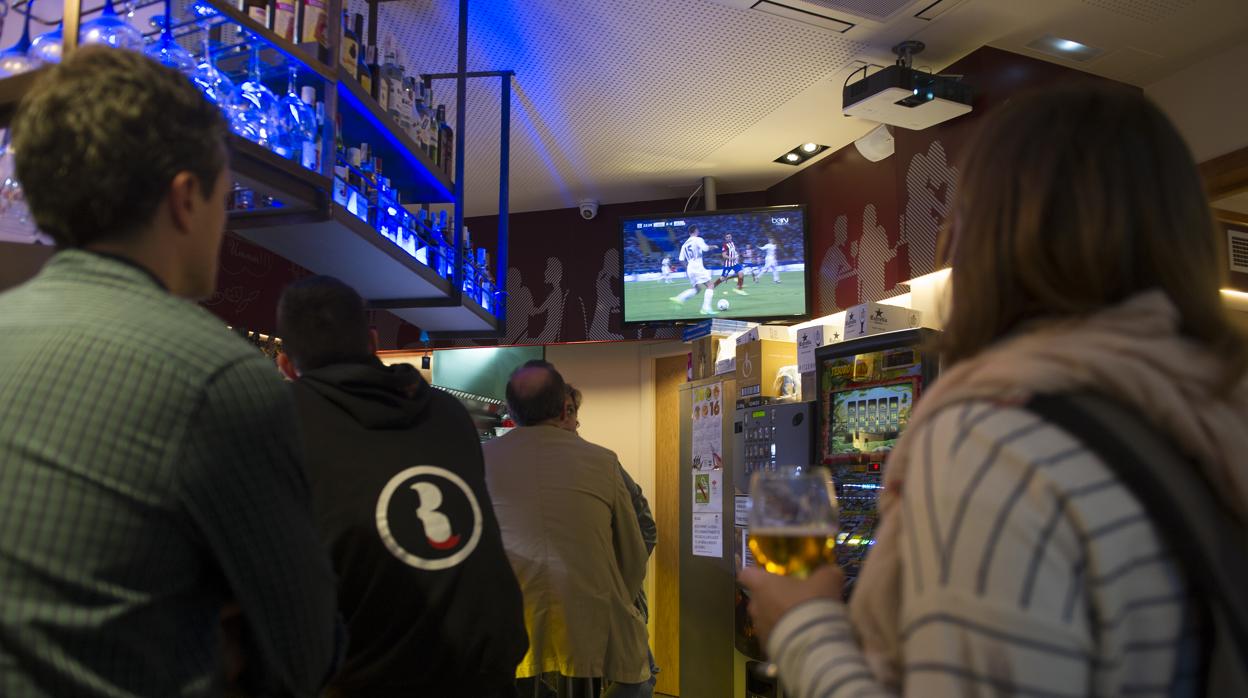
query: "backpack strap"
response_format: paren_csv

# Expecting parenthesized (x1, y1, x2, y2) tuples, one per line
(1024, 392, 1248, 693)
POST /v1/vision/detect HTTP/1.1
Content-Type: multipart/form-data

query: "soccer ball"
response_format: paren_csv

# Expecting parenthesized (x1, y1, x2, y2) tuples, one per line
(717, 299, 730, 311)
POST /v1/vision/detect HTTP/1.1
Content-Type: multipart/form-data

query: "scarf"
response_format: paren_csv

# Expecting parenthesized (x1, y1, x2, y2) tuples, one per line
(847, 290, 1248, 685)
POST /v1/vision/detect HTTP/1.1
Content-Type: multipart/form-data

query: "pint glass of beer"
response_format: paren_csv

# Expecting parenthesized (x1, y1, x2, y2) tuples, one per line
(747, 466, 838, 579)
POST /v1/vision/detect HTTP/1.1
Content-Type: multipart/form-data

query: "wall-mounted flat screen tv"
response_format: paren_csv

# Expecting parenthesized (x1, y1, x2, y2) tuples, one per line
(620, 205, 809, 324)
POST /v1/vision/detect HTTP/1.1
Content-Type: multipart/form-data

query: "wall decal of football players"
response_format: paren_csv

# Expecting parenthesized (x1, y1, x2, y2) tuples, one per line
(901, 140, 957, 279)
(857, 203, 900, 305)
(818, 213, 856, 314)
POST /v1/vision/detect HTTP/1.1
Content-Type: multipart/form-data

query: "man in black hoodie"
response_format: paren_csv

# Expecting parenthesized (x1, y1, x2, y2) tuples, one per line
(276, 276, 528, 698)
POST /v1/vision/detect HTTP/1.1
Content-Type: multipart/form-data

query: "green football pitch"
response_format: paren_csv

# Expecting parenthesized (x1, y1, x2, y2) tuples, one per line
(623, 270, 806, 323)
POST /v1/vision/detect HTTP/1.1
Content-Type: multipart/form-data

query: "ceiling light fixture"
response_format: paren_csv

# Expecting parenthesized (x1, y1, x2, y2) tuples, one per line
(774, 142, 828, 166)
(1025, 34, 1102, 62)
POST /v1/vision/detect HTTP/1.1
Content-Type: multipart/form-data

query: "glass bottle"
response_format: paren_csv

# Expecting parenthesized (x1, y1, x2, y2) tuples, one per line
(353, 14, 370, 92)
(339, 10, 358, 80)
(437, 104, 453, 178)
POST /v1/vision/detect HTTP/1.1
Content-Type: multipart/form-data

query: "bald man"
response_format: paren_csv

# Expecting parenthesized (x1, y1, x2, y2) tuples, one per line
(484, 361, 651, 696)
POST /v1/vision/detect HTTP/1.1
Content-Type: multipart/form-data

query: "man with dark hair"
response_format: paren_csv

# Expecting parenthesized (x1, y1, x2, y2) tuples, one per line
(485, 363, 651, 696)
(0, 48, 340, 697)
(277, 275, 527, 697)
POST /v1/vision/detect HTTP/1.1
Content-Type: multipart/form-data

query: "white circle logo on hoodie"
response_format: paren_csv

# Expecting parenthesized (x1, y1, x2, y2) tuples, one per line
(376, 466, 483, 570)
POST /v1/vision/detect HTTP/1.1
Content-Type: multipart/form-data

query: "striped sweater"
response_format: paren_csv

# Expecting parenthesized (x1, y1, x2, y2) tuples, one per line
(770, 401, 1202, 697)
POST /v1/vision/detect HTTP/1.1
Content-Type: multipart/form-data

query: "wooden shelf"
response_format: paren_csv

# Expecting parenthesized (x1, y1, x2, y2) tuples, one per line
(0, 67, 48, 128)
(227, 134, 331, 222)
(233, 202, 455, 301)
(387, 298, 500, 336)
(335, 66, 455, 203)
(203, 0, 335, 81)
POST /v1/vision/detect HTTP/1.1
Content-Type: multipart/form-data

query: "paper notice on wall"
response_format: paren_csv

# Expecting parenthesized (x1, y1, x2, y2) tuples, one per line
(734, 526, 757, 570)
(692, 470, 723, 513)
(691, 382, 723, 470)
(692, 512, 722, 558)
(734, 495, 751, 527)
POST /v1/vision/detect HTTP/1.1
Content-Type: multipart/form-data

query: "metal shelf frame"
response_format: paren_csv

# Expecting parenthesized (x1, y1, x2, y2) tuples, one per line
(0, 0, 513, 337)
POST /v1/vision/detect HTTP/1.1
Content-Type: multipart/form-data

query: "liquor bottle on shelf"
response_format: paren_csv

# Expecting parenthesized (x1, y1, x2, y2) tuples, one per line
(434, 210, 451, 278)
(273, 0, 296, 41)
(312, 95, 326, 172)
(437, 104, 453, 178)
(400, 77, 418, 141)
(300, 86, 321, 171)
(340, 11, 358, 80)
(461, 226, 475, 297)
(413, 209, 430, 266)
(300, 0, 330, 63)
(241, 0, 271, 27)
(334, 110, 345, 162)
(354, 15, 371, 92)
(414, 84, 433, 155)
(381, 36, 404, 121)
(423, 85, 440, 163)
(366, 46, 383, 107)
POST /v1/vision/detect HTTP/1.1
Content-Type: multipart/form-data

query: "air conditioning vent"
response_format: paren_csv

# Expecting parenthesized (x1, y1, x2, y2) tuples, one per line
(1229, 228, 1248, 274)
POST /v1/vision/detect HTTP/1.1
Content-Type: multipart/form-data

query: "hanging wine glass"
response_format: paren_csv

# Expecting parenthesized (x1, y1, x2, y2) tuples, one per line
(189, 1, 232, 105)
(275, 64, 316, 162)
(224, 35, 279, 149)
(144, 0, 195, 76)
(0, 0, 44, 77)
(28, 9, 63, 65)
(80, 0, 143, 51)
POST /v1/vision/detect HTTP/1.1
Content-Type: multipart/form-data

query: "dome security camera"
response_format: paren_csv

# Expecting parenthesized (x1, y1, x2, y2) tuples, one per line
(578, 200, 599, 220)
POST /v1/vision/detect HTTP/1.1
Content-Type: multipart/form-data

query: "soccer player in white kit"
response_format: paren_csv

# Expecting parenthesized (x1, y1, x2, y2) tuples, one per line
(758, 237, 781, 283)
(660, 256, 672, 284)
(670, 226, 716, 314)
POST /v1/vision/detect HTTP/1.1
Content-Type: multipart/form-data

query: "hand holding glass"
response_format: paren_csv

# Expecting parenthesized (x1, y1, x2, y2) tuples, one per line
(748, 466, 838, 578)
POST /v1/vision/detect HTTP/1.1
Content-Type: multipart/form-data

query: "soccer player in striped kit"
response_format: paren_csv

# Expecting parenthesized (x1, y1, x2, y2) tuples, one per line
(713, 233, 749, 295)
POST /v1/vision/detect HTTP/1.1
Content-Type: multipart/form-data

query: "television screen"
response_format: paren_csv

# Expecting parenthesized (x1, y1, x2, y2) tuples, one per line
(621, 205, 808, 323)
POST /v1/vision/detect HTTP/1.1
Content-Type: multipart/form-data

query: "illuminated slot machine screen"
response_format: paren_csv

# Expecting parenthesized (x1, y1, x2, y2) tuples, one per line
(816, 328, 937, 597)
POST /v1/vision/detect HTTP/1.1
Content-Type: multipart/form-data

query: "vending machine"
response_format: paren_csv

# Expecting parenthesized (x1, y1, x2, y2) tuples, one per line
(815, 328, 939, 595)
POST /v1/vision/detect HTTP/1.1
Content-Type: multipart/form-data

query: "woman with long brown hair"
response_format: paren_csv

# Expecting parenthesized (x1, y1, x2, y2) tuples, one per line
(741, 83, 1248, 696)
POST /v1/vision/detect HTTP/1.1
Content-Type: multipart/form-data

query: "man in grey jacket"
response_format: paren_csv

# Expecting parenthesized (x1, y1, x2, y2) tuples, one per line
(485, 361, 650, 697)
(562, 384, 658, 697)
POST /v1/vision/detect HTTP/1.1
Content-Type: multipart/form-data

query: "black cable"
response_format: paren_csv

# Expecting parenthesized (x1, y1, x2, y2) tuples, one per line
(843, 64, 870, 88)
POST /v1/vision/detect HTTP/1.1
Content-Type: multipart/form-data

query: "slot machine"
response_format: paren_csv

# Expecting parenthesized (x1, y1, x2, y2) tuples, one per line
(816, 328, 939, 596)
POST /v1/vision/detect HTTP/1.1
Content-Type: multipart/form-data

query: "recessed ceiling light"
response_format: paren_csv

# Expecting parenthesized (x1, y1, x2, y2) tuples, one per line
(774, 143, 828, 165)
(1025, 34, 1103, 62)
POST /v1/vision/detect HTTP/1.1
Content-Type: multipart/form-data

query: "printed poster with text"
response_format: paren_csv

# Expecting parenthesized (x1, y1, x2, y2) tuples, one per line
(691, 382, 723, 471)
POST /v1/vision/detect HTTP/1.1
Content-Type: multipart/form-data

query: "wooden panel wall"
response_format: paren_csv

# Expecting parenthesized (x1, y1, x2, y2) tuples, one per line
(653, 354, 686, 696)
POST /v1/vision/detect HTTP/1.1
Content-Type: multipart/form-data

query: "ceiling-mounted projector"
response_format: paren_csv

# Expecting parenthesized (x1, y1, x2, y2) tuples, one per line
(843, 41, 973, 130)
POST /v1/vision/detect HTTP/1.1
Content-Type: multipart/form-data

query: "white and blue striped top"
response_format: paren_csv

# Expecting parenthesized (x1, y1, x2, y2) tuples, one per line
(770, 401, 1202, 698)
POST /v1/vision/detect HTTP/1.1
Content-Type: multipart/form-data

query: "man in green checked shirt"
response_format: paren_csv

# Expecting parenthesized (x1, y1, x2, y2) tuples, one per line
(0, 48, 341, 696)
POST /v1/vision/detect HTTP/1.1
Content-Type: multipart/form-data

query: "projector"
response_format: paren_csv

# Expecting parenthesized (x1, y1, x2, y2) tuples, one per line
(843, 45, 973, 130)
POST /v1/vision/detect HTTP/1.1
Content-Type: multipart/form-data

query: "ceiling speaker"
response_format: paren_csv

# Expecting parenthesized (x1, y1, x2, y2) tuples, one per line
(854, 123, 894, 162)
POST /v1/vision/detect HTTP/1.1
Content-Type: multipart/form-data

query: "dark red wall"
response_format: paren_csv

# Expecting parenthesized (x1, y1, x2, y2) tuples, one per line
(204, 232, 414, 349)
(767, 46, 1123, 317)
